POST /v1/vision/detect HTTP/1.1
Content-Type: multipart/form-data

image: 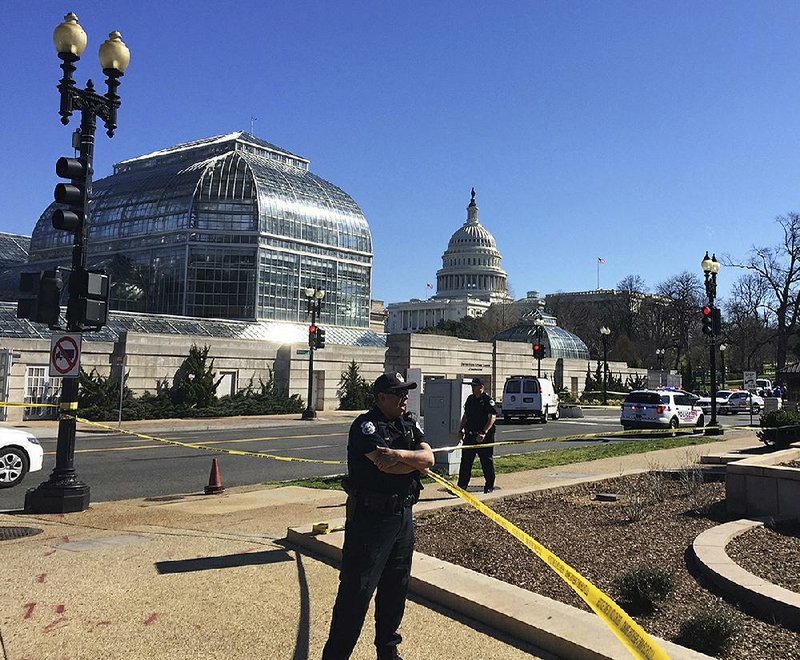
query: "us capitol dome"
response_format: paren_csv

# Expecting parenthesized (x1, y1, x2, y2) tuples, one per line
(386, 189, 510, 333)
(433, 189, 511, 304)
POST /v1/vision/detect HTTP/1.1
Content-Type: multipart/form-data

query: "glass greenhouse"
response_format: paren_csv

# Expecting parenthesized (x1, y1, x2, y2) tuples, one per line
(26, 132, 373, 327)
(494, 313, 590, 360)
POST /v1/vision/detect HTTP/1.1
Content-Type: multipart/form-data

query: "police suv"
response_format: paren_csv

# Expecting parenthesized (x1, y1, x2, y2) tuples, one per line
(620, 389, 705, 432)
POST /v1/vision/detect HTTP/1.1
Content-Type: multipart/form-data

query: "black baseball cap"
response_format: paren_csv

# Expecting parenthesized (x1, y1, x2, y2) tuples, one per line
(373, 373, 418, 395)
(471, 377, 484, 386)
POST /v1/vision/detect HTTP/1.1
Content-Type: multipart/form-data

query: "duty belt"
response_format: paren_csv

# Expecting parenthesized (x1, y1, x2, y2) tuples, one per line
(353, 489, 415, 514)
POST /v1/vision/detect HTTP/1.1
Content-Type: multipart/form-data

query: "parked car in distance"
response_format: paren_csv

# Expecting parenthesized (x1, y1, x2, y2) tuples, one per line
(720, 391, 765, 415)
(620, 389, 705, 431)
(502, 376, 560, 423)
(697, 390, 734, 414)
(0, 427, 44, 488)
(755, 379, 772, 396)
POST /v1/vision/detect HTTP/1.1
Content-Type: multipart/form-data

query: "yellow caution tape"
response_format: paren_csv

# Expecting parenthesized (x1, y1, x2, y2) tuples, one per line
(0, 401, 59, 408)
(72, 417, 346, 465)
(59, 401, 79, 410)
(425, 471, 669, 660)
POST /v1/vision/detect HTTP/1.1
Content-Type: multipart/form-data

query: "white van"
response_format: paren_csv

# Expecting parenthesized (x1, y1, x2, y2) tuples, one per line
(502, 376, 560, 423)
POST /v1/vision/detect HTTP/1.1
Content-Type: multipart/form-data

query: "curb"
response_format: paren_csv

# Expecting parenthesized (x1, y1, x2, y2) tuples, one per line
(288, 522, 713, 660)
(691, 516, 800, 631)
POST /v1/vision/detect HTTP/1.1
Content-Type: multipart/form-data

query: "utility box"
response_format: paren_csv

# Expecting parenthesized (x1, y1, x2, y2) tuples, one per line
(422, 378, 471, 475)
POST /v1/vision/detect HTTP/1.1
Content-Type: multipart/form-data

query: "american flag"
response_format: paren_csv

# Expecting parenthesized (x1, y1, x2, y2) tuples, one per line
(597, 257, 606, 264)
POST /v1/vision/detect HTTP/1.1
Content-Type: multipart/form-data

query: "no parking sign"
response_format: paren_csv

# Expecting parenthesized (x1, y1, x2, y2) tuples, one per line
(50, 333, 82, 378)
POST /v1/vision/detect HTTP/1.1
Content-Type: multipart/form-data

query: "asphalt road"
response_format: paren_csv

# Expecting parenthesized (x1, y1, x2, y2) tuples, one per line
(0, 409, 754, 510)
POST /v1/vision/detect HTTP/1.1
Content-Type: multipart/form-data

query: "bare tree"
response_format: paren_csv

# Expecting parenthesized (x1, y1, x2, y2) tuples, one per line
(655, 271, 704, 370)
(723, 273, 772, 371)
(726, 212, 800, 371)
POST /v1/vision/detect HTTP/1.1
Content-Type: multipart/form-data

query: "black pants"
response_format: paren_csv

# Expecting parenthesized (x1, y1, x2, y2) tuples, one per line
(457, 433, 495, 490)
(322, 501, 414, 660)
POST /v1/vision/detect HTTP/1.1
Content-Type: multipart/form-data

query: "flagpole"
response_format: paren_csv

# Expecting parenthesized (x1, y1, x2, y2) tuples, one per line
(597, 260, 599, 290)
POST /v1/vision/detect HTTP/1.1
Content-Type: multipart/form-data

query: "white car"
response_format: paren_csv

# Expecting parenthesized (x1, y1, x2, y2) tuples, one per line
(620, 389, 705, 431)
(720, 391, 765, 415)
(697, 390, 734, 414)
(0, 428, 44, 488)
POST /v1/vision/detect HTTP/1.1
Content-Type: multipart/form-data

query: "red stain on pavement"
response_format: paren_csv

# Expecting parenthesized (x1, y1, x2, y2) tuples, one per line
(144, 613, 159, 625)
(55, 604, 65, 614)
(42, 617, 68, 633)
(36, 573, 47, 583)
(23, 602, 36, 619)
(61, 536, 70, 543)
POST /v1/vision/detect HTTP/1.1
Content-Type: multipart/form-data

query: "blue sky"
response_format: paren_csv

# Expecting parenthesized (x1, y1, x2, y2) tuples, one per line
(4, 1, 800, 305)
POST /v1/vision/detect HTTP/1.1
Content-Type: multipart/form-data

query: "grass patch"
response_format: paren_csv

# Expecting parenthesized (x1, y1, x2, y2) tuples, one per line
(487, 435, 719, 475)
(269, 435, 720, 490)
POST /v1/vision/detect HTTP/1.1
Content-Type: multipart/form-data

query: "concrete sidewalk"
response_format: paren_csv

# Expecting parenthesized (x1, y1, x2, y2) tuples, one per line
(0, 431, 760, 660)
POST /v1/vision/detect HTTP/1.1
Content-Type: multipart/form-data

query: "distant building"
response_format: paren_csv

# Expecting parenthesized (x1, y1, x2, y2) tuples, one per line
(386, 190, 510, 332)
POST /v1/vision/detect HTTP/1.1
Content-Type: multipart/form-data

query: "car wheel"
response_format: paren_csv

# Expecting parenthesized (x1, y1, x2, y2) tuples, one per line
(694, 415, 705, 434)
(0, 447, 29, 489)
(668, 418, 679, 436)
(541, 407, 548, 424)
(551, 407, 560, 421)
(752, 404, 761, 414)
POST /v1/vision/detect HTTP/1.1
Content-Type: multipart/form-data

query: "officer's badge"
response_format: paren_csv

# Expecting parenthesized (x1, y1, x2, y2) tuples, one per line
(489, 399, 496, 406)
(361, 421, 376, 435)
(415, 420, 424, 434)
(395, 373, 405, 382)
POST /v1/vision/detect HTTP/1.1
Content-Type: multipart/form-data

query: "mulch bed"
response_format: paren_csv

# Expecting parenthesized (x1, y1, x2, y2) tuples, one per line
(415, 474, 800, 659)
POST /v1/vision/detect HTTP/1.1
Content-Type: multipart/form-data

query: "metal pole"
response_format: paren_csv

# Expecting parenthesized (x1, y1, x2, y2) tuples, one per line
(602, 336, 608, 406)
(25, 107, 95, 513)
(537, 326, 542, 378)
(302, 300, 318, 420)
(117, 355, 126, 428)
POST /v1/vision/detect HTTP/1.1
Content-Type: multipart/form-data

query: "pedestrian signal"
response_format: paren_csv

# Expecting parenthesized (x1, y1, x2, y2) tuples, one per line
(308, 325, 317, 348)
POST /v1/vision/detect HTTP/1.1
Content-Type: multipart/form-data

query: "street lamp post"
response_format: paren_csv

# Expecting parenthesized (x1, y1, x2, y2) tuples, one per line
(302, 287, 325, 420)
(719, 344, 727, 389)
(702, 252, 723, 436)
(600, 326, 611, 405)
(25, 13, 130, 514)
(533, 317, 545, 377)
(655, 348, 665, 387)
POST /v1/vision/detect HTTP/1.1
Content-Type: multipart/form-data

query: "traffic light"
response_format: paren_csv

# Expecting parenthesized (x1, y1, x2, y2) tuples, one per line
(533, 343, 544, 359)
(17, 269, 63, 327)
(68, 270, 109, 328)
(315, 327, 326, 349)
(308, 324, 317, 347)
(52, 156, 88, 235)
(701, 306, 713, 335)
(712, 307, 722, 335)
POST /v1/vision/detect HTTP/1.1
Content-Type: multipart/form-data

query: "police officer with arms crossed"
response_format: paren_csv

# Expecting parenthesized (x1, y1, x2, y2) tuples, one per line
(322, 373, 434, 660)
(457, 377, 497, 494)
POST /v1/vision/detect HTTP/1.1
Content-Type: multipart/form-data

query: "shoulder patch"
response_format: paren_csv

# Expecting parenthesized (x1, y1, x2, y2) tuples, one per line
(489, 399, 495, 407)
(361, 421, 376, 436)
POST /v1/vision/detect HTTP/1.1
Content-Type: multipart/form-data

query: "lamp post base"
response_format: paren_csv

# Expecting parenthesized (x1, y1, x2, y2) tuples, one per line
(301, 408, 317, 420)
(703, 425, 725, 437)
(24, 481, 90, 514)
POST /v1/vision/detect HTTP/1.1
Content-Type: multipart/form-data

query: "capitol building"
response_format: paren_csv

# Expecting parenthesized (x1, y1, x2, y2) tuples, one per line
(386, 190, 511, 332)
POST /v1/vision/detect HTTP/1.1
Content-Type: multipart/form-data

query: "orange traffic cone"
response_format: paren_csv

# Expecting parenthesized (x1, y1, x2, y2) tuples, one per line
(204, 458, 225, 495)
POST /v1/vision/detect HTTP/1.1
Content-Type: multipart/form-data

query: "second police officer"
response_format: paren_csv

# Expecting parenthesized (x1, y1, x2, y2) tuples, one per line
(457, 377, 498, 494)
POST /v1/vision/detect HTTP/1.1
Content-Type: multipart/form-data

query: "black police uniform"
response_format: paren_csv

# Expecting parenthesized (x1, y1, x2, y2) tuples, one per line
(322, 407, 424, 660)
(457, 391, 497, 492)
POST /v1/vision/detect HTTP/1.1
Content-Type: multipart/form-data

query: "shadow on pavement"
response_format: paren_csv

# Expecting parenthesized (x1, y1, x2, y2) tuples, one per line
(155, 548, 293, 574)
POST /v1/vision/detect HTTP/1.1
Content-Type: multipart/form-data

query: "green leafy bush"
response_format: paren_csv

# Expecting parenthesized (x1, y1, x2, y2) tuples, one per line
(616, 566, 674, 613)
(338, 360, 374, 410)
(677, 608, 741, 655)
(758, 409, 800, 447)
